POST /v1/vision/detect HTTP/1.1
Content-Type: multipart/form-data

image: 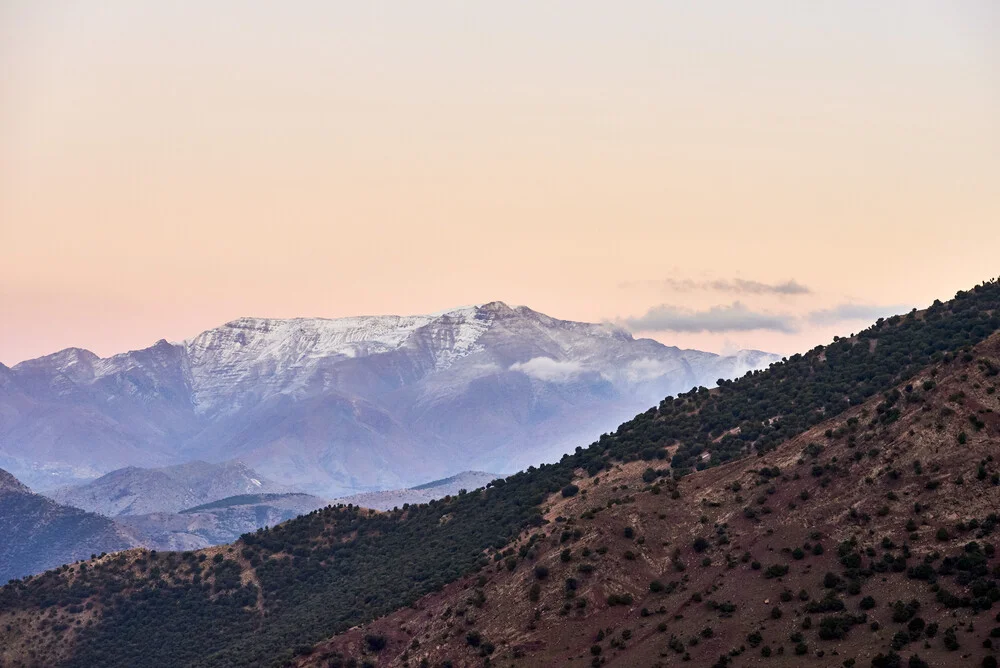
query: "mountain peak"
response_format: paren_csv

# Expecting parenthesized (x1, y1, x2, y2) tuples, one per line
(13, 347, 99, 373)
(476, 300, 515, 314)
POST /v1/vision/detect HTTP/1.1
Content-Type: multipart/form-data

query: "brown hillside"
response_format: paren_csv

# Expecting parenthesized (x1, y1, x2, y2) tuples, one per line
(299, 335, 1000, 668)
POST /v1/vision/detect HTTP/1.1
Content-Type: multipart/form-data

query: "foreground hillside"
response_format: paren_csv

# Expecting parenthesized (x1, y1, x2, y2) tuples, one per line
(301, 331, 1000, 667)
(0, 281, 997, 667)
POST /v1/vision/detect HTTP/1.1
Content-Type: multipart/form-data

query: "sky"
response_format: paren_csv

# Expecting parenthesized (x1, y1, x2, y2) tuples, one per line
(1, 1, 998, 365)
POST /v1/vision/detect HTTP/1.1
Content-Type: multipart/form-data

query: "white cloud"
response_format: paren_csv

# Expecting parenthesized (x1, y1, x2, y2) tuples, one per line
(621, 277, 811, 295)
(509, 357, 585, 382)
(623, 358, 679, 383)
(624, 301, 798, 334)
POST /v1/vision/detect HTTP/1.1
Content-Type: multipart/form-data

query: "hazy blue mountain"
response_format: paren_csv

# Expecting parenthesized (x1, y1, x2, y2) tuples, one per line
(0, 469, 138, 582)
(46, 460, 289, 516)
(117, 493, 329, 551)
(0, 302, 777, 496)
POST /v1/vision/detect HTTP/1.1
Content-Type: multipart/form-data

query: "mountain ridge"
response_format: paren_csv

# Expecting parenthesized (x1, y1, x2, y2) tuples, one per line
(1, 302, 778, 495)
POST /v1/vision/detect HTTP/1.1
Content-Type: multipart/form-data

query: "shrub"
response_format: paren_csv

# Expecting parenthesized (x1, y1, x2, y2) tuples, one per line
(561, 484, 580, 498)
(364, 634, 388, 653)
(764, 564, 789, 579)
(871, 652, 902, 668)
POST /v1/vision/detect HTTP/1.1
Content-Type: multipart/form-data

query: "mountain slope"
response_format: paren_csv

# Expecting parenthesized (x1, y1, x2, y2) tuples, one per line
(1, 302, 778, 495)
(301, 332, 1000, 667)
(0, 470, 138, 583)
(46, 461, 289, 516)
(0, 280, 997, 667)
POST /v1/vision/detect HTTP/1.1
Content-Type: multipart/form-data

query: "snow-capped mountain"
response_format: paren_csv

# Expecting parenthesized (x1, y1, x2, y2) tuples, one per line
(0, 302, 778, 496)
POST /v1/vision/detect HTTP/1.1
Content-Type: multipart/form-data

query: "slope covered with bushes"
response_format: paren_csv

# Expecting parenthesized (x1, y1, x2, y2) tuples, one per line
(301, 326, 1000, 667)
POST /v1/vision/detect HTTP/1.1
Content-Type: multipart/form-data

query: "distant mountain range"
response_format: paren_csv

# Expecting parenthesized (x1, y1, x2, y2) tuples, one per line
(1, 462, 510, 577)
(0, 302, 777, 496)
(46, 461, 290, 516)
(113, 492, 329, 551)
(0, 468, 134, 583)
(0, 464, 328, 577)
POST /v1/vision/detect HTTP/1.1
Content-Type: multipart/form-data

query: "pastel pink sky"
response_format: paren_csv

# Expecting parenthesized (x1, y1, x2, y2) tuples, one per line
(2, 1, 998, 364)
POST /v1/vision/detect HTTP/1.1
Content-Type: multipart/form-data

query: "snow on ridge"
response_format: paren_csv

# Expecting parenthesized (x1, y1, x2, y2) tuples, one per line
(180, 305, 507, 410)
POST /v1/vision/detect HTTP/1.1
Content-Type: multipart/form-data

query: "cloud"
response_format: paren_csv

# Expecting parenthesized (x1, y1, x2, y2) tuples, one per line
(807, 303, 912, 326)
(623, 358, 680, 382)
(621, 277, 811, 295)
(624, 302, 798, 334)
(718, 279, 811, 295)
(621, 300, 914, 336)
(509, 357, 585, 382)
